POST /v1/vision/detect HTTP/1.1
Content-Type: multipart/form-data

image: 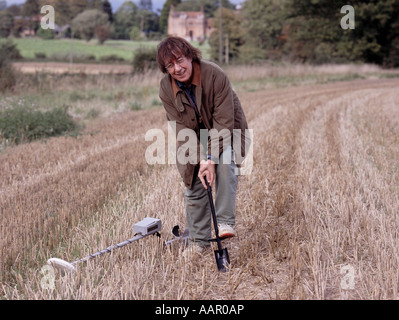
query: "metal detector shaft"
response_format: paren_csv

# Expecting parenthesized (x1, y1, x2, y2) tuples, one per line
(204, 178, 223, 252)
(164, 226, 189, 247)
(48, 217, 162, 273)
(71, 233, 146, 265)
(70, 217, 162, 265)
(164, 236, 189, 246)
(204, 177, 230, 272)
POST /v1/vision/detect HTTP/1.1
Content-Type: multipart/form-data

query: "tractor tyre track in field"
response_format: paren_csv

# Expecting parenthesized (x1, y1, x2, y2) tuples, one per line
(232, 78, 399, 298)
(0, 109, 165, 281)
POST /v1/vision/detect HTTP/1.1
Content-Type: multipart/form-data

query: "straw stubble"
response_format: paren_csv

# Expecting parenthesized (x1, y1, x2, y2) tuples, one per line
(1, 69, 399, 299)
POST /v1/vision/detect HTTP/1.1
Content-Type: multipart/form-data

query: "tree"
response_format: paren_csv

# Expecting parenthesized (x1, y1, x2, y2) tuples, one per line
(130, 26, 143, 40)
(113, 1, 140, 39)
(51, 0, 113, 31)
(284, 0, 399, 66)
(138, 10, 160, 37)
(0, 1, 7, 10)
(72, 9, 110, 42)
(52, 0, 73, 27)
(0, 40, 22, 91)
(88, 0, 103, 10)
(353, 0, 399, 66)
(6, 4, 22, 16)
(138, 0, 152, 11)
(22, 0, 40, 34)
(88, 0, 113, 22)
(69, 0, 89, 19)
(102, 0, 113, 22)
(0, 10, 13, 38)
(22, 0, 40, 17)
(176, 0, 234, 18)
(48, 0, 88, 27)
(94, 25, 110, 44)
(240, 0, 286, 62)
(12, 18, 27, 38)
(209, 7, 244, 62)
(159, 0, 181, 34)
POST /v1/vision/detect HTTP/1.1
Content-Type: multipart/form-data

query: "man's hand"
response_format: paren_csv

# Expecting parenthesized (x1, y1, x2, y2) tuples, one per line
(198, 159, 215, 189)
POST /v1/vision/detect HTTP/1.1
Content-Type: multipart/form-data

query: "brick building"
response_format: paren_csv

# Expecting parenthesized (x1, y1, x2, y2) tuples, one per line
(168, 5, 214, 42)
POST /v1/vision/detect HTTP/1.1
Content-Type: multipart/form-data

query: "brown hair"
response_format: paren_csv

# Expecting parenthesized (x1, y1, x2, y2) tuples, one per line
(157, 36, 202, 73)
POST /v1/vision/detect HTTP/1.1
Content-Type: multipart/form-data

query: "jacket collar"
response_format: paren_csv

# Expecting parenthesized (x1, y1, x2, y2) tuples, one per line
(171, 61, 202, 98)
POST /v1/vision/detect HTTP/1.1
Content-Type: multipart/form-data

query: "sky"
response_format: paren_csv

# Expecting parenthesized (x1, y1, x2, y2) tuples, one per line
(5, 0, 243, 13)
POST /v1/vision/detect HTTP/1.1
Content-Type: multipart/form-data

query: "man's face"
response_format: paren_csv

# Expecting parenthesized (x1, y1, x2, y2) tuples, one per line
(165, 55, 193, 84)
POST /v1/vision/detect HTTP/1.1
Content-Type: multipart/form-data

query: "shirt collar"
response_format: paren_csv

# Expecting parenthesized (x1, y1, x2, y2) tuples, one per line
(171, 61, 201, 98)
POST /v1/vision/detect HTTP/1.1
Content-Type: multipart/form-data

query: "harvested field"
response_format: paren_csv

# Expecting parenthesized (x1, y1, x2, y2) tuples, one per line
(1, 73, 399, 299)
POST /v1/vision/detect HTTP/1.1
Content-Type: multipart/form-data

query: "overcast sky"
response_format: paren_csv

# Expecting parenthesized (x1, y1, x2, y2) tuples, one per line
(5, 0, 243, 13)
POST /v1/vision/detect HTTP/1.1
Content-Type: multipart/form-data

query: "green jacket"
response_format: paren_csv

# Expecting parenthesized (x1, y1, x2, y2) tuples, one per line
(159, 59, 249, 189)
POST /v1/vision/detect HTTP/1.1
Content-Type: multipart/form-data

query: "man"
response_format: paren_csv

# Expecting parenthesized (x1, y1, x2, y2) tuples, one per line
(157, 36, 249, 251)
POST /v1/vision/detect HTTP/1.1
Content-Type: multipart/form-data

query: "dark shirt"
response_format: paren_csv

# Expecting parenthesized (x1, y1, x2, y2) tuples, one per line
(176, 80, 197, 108)
(176, 80, 206, 130)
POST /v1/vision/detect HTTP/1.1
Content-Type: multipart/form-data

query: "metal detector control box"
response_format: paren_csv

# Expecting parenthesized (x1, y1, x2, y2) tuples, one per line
(134, 217, 162, 236)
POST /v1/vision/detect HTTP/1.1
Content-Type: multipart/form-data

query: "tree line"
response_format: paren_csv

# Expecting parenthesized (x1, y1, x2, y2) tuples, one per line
(218, 0, 399, 67)
(0, 0, 398, 67)
(0, 0, 160, 41)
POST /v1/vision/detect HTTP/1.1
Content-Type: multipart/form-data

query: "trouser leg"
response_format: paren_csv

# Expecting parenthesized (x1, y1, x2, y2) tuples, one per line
(184, 146, 238, 246)
(185, 178, 211, 247)
(215, 145, 238, 226)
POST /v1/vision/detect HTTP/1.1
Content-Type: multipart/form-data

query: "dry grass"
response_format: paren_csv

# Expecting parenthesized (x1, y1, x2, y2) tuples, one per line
(12, 62, 133, 75)
(1, 63, 399, 299)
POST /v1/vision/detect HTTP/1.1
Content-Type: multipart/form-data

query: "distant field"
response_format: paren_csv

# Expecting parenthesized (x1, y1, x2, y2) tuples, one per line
(13, 38, 155, 61)
(12, 38, 211, 62)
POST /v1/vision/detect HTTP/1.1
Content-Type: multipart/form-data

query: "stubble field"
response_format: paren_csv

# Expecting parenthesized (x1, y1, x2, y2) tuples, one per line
(1, 63, 399, 299)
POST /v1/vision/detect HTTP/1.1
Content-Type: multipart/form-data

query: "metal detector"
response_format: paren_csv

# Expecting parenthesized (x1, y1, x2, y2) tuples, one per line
(47, 217, 162, 274)
(164, 225, 190, 247)
(204, 177, 230, 272)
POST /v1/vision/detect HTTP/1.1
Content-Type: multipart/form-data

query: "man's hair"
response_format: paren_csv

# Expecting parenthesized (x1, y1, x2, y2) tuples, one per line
(157, 36, 202, 73)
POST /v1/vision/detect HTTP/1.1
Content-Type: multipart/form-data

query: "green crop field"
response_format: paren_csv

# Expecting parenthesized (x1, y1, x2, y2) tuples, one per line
(12, 38, 211, 62)
(12, 38, 152, 61)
